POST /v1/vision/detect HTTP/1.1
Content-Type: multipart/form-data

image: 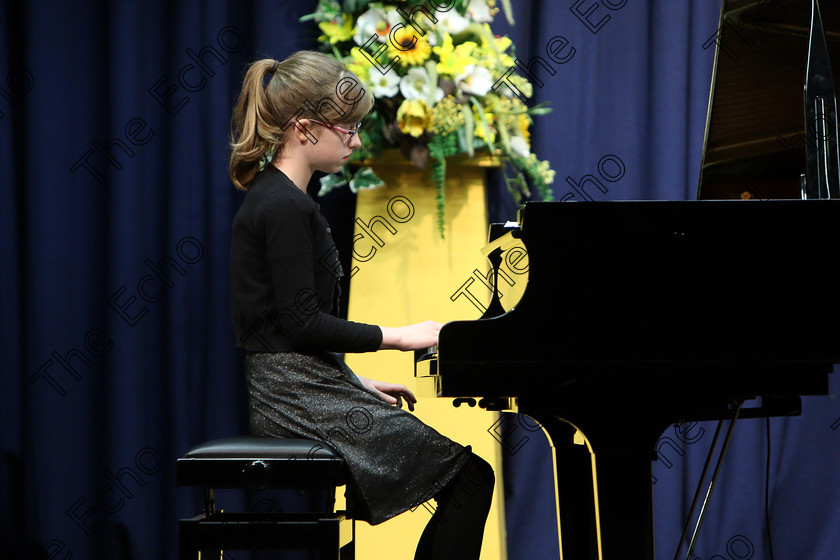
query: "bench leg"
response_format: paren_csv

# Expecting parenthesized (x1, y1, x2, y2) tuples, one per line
(179, 540, 195, 560)
(318, 518, 340, 560)
(340, 540, 355, 560)
(179, 518, 198, 560)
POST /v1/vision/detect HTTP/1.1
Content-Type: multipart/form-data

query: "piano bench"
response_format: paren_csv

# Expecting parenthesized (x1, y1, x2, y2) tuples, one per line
(176, 436, 355, 560)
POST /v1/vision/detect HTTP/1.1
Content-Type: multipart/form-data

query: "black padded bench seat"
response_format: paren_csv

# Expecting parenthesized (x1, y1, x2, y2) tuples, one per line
(177, 436, 354, 559)
(177, 436, 347, 490)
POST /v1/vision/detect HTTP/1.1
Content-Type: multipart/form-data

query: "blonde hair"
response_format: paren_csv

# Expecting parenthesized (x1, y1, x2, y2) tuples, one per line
(229, 51, 372, 191)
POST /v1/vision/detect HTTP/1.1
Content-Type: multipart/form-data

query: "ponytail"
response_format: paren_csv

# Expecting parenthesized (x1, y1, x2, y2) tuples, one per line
(229, 59, 282, 191)
(229, 51, 373, 191)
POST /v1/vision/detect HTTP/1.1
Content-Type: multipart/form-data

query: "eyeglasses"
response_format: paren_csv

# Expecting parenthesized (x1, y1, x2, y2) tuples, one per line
(309, 119, 362, 139)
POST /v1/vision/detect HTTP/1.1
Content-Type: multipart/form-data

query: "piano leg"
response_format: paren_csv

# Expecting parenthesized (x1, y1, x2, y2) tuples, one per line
(538, 416, 599, 559)
(535, 414, 655, 560)
(591, 450, 655, 559)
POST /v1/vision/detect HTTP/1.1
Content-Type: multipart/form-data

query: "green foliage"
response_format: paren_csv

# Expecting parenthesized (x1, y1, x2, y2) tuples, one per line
(428, 132, 460, 238)
(349, 166, 385, 192)
(318, 167, 350, 197)
(504, 152, 555, 203)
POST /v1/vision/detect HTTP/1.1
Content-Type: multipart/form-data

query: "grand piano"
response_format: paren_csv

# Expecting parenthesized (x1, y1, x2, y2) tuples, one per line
(416, 1, 840, 558)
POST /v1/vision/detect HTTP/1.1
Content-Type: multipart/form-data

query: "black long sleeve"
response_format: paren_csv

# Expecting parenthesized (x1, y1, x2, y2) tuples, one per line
(230, 166, 382, 353)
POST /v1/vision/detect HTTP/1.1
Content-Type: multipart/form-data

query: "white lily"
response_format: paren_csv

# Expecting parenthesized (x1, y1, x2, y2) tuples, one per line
(369, 66, 400, 98)
(353, 8, 399, 46)
(399, 67, 444, 102)
(436, 9, 470, 34)
(509, 136, 531, 158)
(455, 64, 494, 96)
(467, 0, 494, 23)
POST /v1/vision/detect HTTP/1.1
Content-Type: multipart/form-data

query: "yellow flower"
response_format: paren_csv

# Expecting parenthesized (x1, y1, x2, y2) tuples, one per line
(432, 35, 456, 75)
(495, 96, 532, 143)
(349, 47, 373, 70)
(397, 99, 431, 137)
(495, 43, 515, 68)
(318, 15, 354, 45)
(531, 155, 556, 185)
(473, 107, 496, 144)
(504, 73, 533, 99)
(473, 25, 515, 67)
(494, 35, 512, 53)
(517, 111, 531, 143)
(386, 26, 432, 67)
(433, 35, 478, 77)
(346, 47, 374, 86)
(430, 96, 465, 135)
(454, 42, 479, 64)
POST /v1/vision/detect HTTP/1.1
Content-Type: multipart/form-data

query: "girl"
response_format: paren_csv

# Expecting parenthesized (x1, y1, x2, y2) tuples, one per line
(228, 51, 494, 559)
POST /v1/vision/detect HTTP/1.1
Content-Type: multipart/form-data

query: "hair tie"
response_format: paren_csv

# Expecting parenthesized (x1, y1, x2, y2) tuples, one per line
(271, 60, 280, 74)
(258, 145, 277, 172)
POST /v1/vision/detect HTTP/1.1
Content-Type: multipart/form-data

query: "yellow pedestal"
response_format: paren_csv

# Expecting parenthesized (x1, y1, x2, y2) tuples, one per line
(345, 154, 508, 560)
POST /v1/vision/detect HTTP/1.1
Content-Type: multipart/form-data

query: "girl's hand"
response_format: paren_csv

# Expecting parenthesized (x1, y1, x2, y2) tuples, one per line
(356, 375, 417, 411)
(379, 320, 443, 351)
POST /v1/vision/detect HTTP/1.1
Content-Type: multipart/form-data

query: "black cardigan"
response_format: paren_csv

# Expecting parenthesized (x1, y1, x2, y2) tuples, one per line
(230, 166, 382, 353)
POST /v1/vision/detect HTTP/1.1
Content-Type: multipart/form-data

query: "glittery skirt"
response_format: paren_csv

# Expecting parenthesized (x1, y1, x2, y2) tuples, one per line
(245, 351, 472, 525)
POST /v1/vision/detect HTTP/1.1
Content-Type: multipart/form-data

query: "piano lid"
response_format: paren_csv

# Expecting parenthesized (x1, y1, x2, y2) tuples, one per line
(697, 0, 840, 200)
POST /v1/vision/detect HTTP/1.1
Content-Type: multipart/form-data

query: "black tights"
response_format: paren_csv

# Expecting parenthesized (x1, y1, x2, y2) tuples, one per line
(414, 453, 495, 560)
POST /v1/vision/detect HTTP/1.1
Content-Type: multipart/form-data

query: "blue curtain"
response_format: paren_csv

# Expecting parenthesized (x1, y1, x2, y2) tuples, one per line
(3, 1, 839, 559)
(1, 2, 324, 558)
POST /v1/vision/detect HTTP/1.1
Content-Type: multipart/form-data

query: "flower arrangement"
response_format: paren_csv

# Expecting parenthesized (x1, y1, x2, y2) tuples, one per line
(302, 0, 556, 235)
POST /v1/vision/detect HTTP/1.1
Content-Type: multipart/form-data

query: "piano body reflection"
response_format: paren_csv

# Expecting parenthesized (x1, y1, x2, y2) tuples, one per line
(415, 1, 840, 558)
